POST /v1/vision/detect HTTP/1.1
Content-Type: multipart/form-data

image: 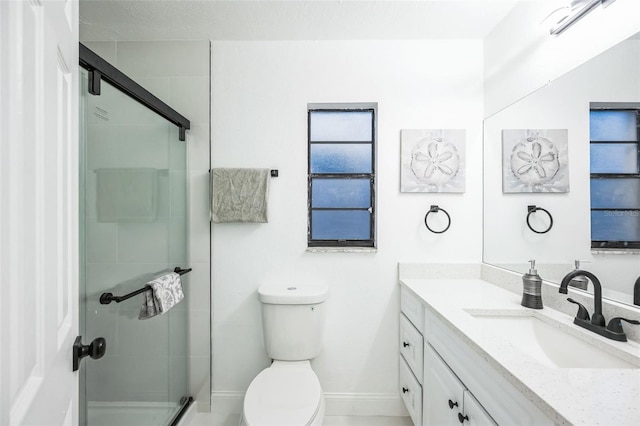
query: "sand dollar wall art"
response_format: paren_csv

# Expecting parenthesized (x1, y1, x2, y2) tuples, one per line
(502, 129, 570, 193)
(400, 129, 466, 193)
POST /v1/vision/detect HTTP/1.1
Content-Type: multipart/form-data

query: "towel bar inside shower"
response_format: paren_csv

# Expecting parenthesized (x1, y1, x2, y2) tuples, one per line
(99, 267, 192, 305)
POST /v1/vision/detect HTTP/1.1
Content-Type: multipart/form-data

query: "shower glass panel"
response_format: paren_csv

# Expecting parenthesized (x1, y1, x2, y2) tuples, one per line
(79, 67, 190, 426)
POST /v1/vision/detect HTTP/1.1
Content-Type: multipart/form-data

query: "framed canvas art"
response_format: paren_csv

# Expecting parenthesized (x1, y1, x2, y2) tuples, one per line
(400, 129, 466, 193)
(502, 129, 569, 193)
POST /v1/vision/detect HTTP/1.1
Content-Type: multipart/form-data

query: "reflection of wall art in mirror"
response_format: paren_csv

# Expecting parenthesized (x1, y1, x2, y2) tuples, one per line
(400, 129, 465, 193)
(502, 129, 569, 193)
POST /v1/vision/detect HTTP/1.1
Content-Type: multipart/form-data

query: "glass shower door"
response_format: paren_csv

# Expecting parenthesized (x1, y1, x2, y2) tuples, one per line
(79, 67, 190, 426)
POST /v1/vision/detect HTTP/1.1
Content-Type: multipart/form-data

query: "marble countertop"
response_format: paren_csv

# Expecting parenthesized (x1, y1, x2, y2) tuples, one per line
(400, 277, 640, 426)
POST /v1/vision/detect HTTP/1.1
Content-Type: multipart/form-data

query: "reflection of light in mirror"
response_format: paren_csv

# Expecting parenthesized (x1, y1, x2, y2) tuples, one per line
(549, 0, 612, 35)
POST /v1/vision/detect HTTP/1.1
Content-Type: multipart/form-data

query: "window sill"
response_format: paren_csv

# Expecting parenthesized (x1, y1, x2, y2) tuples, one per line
(306, 247, 377, 254)
(591, 249, 640, 255)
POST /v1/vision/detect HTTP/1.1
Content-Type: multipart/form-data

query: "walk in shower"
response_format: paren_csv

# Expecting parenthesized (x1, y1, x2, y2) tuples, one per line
(79, 45, 192, 426)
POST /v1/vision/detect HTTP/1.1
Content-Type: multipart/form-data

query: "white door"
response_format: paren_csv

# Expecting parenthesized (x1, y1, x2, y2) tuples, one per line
(0, 0, 79, 425)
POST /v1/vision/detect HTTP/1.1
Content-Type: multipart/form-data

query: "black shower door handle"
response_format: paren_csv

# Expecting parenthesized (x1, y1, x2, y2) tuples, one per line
(73, 336, 107, 371)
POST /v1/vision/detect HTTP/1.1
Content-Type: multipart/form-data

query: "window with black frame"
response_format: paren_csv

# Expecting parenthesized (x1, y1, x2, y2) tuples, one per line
(307, 104, 376, 248)
(590, 105, 640, 249)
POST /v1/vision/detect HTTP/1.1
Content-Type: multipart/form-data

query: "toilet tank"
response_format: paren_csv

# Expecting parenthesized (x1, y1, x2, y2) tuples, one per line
(258, 284, 328, 361)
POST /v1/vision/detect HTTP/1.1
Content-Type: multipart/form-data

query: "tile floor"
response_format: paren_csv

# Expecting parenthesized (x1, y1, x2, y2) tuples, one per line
(188, 412, 413, 426)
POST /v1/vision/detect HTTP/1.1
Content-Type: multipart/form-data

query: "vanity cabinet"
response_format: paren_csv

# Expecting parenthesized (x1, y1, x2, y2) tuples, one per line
(399, 288, 425, 426)
(399, 284, 552, 426)
(425, 307, 552, 426)
(424, 342, 496, 425)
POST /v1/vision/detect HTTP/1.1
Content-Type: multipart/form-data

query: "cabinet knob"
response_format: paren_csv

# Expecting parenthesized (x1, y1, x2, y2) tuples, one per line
(458, 413, 469, 423)
(448, 399, 458, 409)
(403, 342, 410, 347)
(402, 387, 409, 394)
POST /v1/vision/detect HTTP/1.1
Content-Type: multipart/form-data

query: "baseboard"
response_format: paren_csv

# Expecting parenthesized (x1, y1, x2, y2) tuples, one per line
(211, 391, 408, 417)
(323, 393, 408, 417)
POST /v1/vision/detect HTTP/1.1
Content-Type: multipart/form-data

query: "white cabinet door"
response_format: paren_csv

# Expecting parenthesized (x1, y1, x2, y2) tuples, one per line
(400, 358, 423, 426)
(462, 391, 497, 426)
(0, 1, 79, 425)
(400, 313, 424, 382)
(423, 343, 464, 426)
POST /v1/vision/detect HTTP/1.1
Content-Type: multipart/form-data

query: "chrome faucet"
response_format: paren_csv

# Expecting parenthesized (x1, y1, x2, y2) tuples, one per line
(559, 270, 639, 342)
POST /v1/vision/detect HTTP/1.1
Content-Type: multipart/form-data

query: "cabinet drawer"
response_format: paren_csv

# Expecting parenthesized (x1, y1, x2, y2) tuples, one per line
(400, 314, 424, 383)
(399, 357, 422, 426)
(401, 287, 425, 334)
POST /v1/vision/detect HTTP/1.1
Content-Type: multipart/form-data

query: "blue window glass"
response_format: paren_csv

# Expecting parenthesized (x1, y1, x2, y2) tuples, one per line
(311, 178, 370, 208)
(308, 105, 376, 247)
(591, 211, 640, 242)
(310, 144, 372, 174)
(590, 108, 640, 248)
(590, 110, 637, 141)
(310, 111, 373, 142)
(590, 143, 639, 174)
(311, 210, 371, 240)
(590, 179, 640, 209)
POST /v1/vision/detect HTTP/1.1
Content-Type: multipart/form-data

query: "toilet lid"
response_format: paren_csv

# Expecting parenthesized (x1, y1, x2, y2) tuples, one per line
(244, 365, 322, 426)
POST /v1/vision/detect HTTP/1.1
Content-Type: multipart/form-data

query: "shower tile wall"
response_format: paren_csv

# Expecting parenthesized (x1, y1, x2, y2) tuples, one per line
(82, 40, 211, 407)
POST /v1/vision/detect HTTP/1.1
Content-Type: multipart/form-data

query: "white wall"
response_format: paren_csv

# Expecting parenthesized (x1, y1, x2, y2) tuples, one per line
(485, 0, 640, 117)
(483, 38, 640, 301)
(210, 40, 484, 413)
(82, 40, 211, 406)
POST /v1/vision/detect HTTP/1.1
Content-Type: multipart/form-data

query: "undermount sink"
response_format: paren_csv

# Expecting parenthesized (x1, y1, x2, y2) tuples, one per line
(466, 310, 639, 369)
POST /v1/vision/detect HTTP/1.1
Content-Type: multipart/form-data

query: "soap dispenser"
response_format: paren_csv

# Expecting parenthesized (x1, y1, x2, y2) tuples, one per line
(521, 260, 543, 309)
(568, 260, 588, 290)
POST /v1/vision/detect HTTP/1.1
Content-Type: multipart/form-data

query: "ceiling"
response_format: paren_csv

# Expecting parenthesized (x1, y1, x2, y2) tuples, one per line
(79, 0, 521, 42)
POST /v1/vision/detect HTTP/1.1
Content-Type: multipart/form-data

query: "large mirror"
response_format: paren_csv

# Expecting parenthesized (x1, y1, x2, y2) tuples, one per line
(483, 32, 640, 306)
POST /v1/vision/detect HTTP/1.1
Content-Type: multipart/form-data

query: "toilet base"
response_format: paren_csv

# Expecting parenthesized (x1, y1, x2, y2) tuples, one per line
(241, 361, 325, 426)
(239, 396, 324, 426)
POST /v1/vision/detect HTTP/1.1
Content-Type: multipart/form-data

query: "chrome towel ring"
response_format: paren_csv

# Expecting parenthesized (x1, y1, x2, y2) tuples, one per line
(424, 205, 451, 234)
(526, 205, 553, 234)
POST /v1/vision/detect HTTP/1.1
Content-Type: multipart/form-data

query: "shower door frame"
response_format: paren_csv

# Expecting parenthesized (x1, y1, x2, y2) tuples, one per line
(78, 43, 193, 426)
(79, 43, 190, 140)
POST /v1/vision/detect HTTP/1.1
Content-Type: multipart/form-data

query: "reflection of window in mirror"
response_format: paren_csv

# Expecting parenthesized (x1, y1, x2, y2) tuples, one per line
(589, 104, 640, 249)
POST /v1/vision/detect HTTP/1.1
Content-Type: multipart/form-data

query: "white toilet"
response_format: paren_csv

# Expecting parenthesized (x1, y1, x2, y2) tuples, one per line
(241, 283, 328, 426)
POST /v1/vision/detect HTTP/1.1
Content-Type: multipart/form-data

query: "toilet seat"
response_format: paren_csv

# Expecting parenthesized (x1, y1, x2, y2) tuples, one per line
(243, 361, 323, 426)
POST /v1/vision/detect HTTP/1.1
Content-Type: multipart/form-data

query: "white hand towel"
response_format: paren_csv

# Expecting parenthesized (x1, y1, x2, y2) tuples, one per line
(138, 272, 184, 320)
(210, 168, 270, 223)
